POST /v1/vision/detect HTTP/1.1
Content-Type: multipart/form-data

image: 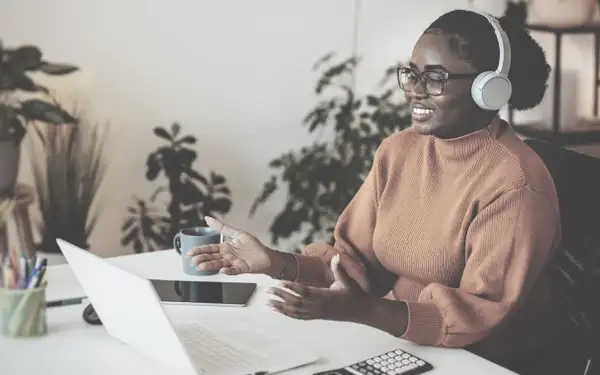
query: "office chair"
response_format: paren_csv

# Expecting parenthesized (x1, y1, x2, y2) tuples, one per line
(524, 139, 600, 375)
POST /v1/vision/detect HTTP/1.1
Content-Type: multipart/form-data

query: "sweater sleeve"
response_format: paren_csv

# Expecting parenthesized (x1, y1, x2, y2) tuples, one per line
(401, 186, 561, 347)
(294, 145, 397, 295)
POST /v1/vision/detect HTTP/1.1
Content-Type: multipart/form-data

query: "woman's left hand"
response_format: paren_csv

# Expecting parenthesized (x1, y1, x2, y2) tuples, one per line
(266, 255, 370, 322)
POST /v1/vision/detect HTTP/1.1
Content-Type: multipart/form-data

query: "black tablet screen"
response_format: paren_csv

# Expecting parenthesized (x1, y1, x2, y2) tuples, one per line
(149, 279, 257, 306)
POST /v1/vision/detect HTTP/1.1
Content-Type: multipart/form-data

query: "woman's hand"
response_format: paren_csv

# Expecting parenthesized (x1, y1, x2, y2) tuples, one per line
(187, 216, 282, 276)
(266, 255, 370, 322)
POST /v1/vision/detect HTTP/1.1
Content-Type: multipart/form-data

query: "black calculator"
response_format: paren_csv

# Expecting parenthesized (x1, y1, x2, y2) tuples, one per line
(314, 348, 433, 375)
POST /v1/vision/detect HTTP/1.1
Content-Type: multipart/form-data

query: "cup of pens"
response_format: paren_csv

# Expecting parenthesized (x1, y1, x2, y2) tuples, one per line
(0, 250, 48, 338)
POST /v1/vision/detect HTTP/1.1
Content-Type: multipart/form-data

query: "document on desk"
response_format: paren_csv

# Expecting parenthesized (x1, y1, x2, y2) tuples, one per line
(167, 307, 319, 375)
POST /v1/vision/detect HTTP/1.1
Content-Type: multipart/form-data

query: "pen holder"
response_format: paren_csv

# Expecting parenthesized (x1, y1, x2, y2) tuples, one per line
(0, 284, 48, 338)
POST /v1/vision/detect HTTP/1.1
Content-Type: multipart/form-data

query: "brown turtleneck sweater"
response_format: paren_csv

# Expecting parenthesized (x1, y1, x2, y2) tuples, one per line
(292, 116, 563, 361)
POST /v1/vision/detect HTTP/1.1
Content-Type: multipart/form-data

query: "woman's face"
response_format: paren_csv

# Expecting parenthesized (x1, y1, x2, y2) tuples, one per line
(405, 31, 482, 139)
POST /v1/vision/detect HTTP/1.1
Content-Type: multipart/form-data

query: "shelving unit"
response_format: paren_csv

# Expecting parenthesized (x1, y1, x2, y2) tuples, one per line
(508, 23, 600, 146)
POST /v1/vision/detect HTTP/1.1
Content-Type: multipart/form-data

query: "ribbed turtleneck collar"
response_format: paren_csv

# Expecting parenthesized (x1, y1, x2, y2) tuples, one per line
(428, 116, 509, 161)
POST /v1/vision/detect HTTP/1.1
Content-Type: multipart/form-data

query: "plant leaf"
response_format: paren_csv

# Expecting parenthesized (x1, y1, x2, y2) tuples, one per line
(187, 170, 209, 185)
(6, 45, 42, 71)
(210, 172, 226, 185)
(153, 127, 171, 141)
(176, 135, 196, 145)
(38, 61, 79, 75)
(11, 74, 37, 92)
(171, 122, 181, 137)
(20, 99, 77, 124)
(145, 153, 161, 181)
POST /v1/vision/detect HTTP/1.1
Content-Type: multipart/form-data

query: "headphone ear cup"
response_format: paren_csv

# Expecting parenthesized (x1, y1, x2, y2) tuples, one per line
(471, 71, 494, 110)
(471, 71, 512, 111)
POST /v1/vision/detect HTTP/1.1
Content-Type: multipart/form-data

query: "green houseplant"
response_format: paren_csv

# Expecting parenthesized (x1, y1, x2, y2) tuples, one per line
(121, 122, 234, 253)
(29, 104, 109, 254)
(250, 53, 412, 251)
(0, 41, 78, 194)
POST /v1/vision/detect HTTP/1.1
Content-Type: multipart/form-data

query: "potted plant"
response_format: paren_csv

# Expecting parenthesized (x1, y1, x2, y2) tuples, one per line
(121, 122, 233, 253)
(0, 41, 78, 194)
(29, 104, 109, 259)
(249, 53, 412, 251)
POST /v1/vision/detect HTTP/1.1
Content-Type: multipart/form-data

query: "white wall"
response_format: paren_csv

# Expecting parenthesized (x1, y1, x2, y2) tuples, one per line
(1, 0, 598, 257)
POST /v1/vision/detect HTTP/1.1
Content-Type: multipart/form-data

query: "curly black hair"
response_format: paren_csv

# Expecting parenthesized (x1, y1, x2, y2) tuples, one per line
(425, 9, 550, 111)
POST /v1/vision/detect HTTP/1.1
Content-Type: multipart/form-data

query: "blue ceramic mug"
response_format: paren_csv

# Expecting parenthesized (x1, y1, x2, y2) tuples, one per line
(173, 227, 222, 276)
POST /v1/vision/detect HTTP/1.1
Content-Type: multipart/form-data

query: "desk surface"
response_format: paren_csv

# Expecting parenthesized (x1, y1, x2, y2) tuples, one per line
(0, 249, 516, 375)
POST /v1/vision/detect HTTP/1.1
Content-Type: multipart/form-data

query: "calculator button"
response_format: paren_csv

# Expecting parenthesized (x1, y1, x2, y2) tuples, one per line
(381, 354, 389, 359)
(417, 360, 425, 366)
(402, 353, 410, 358)
(367, 360, 374, 365)
(410, 357, 417, 362)
(374, 363, 382, 369)
(381, 366, 389, 371)
(402, 359, 410, 365)
(394, 350, 404, 355)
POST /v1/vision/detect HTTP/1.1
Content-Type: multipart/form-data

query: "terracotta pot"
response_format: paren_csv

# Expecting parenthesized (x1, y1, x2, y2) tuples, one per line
(0, 139, 20, 194)
(527, 0, 598, 27)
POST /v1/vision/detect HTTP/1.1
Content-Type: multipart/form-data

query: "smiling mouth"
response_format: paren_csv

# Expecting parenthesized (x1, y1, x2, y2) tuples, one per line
(411, 107, 434, 121)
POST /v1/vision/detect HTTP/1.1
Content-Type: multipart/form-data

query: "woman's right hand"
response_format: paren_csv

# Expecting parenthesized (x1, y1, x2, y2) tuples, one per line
(187, 216, 283, 276)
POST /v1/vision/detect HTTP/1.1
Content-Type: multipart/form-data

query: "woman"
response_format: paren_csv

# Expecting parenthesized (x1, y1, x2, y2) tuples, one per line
(189, 9, 564, 371)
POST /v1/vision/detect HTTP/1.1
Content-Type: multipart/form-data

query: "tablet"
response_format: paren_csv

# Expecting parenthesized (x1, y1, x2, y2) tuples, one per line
(149, 279, 257, 307)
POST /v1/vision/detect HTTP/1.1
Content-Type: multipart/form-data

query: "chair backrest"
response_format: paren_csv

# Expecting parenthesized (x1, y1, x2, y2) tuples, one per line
(525, 139, 600, 345)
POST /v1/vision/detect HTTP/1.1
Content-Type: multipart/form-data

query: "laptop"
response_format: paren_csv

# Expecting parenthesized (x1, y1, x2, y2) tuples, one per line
(56, 239, 319, 375)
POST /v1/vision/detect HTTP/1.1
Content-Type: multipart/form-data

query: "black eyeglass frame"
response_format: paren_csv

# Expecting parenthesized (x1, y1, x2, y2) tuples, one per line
(396, 66, 479, 97)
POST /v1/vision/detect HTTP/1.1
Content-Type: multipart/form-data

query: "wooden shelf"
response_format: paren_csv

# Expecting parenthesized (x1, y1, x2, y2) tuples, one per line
(507, 23, 600, 144)
(513, 121, 600, 146)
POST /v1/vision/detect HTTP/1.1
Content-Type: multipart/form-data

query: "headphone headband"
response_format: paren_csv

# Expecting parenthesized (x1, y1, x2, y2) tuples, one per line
(475, 11, 511, 76)
(468, 11, 513, 111)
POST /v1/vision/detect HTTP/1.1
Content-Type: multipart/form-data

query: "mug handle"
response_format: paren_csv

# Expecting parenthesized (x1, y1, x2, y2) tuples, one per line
(173, 233, 182, 254)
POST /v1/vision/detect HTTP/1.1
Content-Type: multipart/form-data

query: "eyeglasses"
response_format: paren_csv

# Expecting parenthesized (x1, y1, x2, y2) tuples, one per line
(397, 67, 478, 96)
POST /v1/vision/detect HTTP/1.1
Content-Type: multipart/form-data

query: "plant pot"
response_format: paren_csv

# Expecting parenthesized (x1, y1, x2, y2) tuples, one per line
(0, 139, 20, 194)
(527, 0, 598, 27)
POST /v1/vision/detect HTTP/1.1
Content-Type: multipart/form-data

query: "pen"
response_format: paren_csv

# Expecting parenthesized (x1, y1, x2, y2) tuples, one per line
(26, 259, 47, 289)
(45, 297, 85, 308)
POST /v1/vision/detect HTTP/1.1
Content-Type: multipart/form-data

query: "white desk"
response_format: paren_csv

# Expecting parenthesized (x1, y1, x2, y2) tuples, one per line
(0, 250, 516, 375)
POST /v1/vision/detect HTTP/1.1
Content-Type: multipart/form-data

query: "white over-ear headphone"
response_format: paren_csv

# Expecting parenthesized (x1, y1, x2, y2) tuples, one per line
(470, 11, 512, 111)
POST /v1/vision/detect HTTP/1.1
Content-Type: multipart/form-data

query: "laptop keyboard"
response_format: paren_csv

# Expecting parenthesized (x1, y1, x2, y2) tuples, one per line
(176, 323, 267, 373)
